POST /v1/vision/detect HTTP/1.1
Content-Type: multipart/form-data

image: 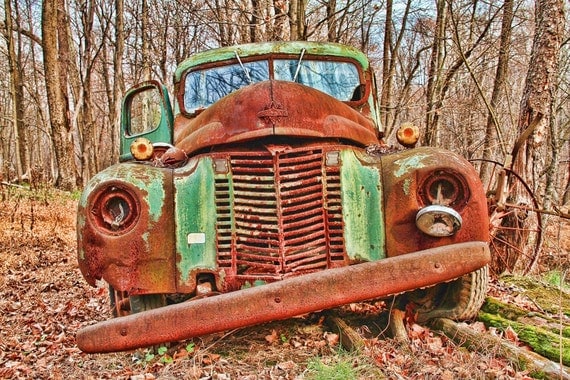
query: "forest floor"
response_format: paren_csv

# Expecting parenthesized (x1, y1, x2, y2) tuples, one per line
(0, 185, 569, 379)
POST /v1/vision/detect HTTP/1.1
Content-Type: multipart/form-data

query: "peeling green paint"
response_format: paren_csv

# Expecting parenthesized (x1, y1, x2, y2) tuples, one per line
(340, 150, 384, 261)
(402, 178, 412, 196)
(174, 159, 218, 285)
(394, 153, 429, 178)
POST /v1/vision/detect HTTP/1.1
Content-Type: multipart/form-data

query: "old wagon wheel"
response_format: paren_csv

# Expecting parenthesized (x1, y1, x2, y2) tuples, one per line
(469, 159, 543, 274)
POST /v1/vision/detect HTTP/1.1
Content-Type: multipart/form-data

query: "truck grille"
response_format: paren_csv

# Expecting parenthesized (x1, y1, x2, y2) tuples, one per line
(214, 146, 347, 284)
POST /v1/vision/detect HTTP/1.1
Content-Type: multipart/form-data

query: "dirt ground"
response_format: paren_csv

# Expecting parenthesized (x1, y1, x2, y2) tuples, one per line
(0, 186, 568, 379)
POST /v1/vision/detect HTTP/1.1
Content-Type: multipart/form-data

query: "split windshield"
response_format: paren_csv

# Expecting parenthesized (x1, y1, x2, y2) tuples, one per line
(183, 58, 361, 113)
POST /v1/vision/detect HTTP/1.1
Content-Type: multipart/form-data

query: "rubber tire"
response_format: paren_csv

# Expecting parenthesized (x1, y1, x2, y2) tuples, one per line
(404, 265, 489, 323)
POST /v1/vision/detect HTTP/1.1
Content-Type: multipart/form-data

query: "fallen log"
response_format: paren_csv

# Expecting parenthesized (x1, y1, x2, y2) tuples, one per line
(430, 317, 570, 380)
(479, 311, 570, 365)
(326, 315, 366, 351)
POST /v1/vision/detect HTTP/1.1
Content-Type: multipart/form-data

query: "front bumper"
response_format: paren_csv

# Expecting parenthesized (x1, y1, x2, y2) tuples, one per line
(76, 241, 490, 353)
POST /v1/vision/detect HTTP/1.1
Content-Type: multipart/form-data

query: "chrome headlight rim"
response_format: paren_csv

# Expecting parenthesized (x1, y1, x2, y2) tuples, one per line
(415, 204, 463, 237)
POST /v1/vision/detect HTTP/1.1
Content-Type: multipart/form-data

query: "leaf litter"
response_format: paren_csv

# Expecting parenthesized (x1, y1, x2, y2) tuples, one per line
(0, 187, 553, 379)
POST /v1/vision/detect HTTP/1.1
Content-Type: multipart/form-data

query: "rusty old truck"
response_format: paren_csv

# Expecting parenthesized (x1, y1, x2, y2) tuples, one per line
(76, 41, 490, 353)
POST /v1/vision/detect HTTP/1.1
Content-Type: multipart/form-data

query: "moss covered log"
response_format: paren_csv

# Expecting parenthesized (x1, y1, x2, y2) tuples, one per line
(478, 311, 570, 365)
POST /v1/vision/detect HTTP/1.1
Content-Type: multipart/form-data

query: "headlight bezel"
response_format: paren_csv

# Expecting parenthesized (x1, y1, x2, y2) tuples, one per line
(416, 170, 470, 237)
(417, 170, 470, 210)
(89, 184, 141, 235)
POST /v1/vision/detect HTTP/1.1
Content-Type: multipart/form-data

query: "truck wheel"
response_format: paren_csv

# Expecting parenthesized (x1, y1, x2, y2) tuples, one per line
(404, 265, 489, 323)
(109, 286, 166, 317)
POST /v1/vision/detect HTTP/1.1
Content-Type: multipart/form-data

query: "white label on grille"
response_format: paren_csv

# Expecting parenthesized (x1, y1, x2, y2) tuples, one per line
(187, 233, 206, 245)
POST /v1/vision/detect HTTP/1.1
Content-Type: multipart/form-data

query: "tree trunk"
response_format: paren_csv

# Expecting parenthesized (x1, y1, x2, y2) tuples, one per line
(431, 317, 570, 380)
(326, 0, 337, 42)
(272, 0, 288, 40)
(510, 0, 564, 272)
(141, 0, 151, 81)
(4, 0, 28, 182)
(380, 0, 393, 134)
(289, 0, 307, 40)
(41, 0, 76, 191)
(514, 0, 564, 188)
(424, 0, 446, 146)
(480, 0, 513, 183)
(111, 0, 125, 165)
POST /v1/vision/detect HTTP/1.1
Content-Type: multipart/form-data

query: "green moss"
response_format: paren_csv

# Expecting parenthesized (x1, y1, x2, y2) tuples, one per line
(479, 311, 570, 365)
(500, 274, 570, 316)
(481, 297, 527, 319)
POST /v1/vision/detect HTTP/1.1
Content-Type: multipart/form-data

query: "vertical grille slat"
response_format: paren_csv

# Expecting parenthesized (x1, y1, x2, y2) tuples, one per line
(214, 146, 347, 282)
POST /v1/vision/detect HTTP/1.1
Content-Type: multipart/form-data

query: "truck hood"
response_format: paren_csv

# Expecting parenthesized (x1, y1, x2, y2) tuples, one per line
(174, 80, 379, 154)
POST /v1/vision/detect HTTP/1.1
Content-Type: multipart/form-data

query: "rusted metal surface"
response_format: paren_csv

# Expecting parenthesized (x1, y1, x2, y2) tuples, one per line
(174, 80, 378, 155)
(76, 241, 490, 353)
(379, 147, 489, 258)
(77, 163, 177, 294)
(212, 145, 348, 290)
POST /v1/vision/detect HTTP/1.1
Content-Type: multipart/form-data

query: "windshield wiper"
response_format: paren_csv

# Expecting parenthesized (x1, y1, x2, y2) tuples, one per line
(234, 51, 252, 84)
(293, 48, 306, 82)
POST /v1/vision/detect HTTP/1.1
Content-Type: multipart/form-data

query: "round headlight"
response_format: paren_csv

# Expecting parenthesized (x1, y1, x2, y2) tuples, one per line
(416, 205, 462, 237)
(90, 186, 140, 234)
(419, 171, 469, 209)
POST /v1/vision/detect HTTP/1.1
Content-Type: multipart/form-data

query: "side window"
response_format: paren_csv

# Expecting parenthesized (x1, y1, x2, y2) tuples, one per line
(129, 88, 162, 136)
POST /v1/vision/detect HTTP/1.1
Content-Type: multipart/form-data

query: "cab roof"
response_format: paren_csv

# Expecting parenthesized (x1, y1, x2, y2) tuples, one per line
(174, 41, 370, 82)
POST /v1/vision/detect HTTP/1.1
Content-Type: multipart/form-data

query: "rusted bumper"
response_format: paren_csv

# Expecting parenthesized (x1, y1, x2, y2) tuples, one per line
(76, 241, 490, 353)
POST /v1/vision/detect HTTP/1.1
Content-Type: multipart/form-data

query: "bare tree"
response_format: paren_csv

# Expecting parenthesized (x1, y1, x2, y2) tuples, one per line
(42, 0, 77, 190)
(4, 0, 28, 182)
(514, 0, 565, 196)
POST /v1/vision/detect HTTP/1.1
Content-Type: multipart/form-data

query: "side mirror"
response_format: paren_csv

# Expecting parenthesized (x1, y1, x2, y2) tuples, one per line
(120, 80, 174, 162)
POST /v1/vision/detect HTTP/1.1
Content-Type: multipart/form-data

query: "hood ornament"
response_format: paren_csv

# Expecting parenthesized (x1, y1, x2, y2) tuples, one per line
(257, 100, 288, 126)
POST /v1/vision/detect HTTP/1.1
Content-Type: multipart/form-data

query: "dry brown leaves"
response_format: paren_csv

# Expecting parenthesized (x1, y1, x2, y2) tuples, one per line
(0, 186, 540, 379)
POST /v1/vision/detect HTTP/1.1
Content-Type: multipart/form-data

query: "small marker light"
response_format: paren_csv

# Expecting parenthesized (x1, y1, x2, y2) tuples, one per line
(130, 137, 154, 161)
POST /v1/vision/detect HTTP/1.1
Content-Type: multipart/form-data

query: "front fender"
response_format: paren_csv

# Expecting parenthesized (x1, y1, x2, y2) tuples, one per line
(380, 147, 489, 257)
(77, 163, 176, 294)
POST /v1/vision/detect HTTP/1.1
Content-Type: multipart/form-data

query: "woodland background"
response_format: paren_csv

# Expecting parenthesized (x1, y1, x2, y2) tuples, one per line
(2, 1, 570, 378)
(0, 0, 569, 230)
(0, 0, 568, 209)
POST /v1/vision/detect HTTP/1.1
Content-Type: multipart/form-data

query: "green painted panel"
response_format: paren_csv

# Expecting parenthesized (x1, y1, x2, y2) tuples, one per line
(174, 159, 218, 285)
(340, 150, 385, 261)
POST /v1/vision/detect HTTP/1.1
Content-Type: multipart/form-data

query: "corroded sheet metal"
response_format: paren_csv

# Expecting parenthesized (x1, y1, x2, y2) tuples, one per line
(76, 241, 490, 353)
(380, 147, 489, 257)
(77, 163, 177, 294)
(174, 80, 378, 155)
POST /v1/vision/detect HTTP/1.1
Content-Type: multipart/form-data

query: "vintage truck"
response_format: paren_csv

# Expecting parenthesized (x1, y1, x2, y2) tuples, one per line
(75, 41, 490, 353)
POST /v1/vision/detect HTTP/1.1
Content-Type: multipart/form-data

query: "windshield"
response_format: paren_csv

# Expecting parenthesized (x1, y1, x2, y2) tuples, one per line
(184, 61, 269, 113)
(274, 59, 360, 101)
(183, 58, 361, 113)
